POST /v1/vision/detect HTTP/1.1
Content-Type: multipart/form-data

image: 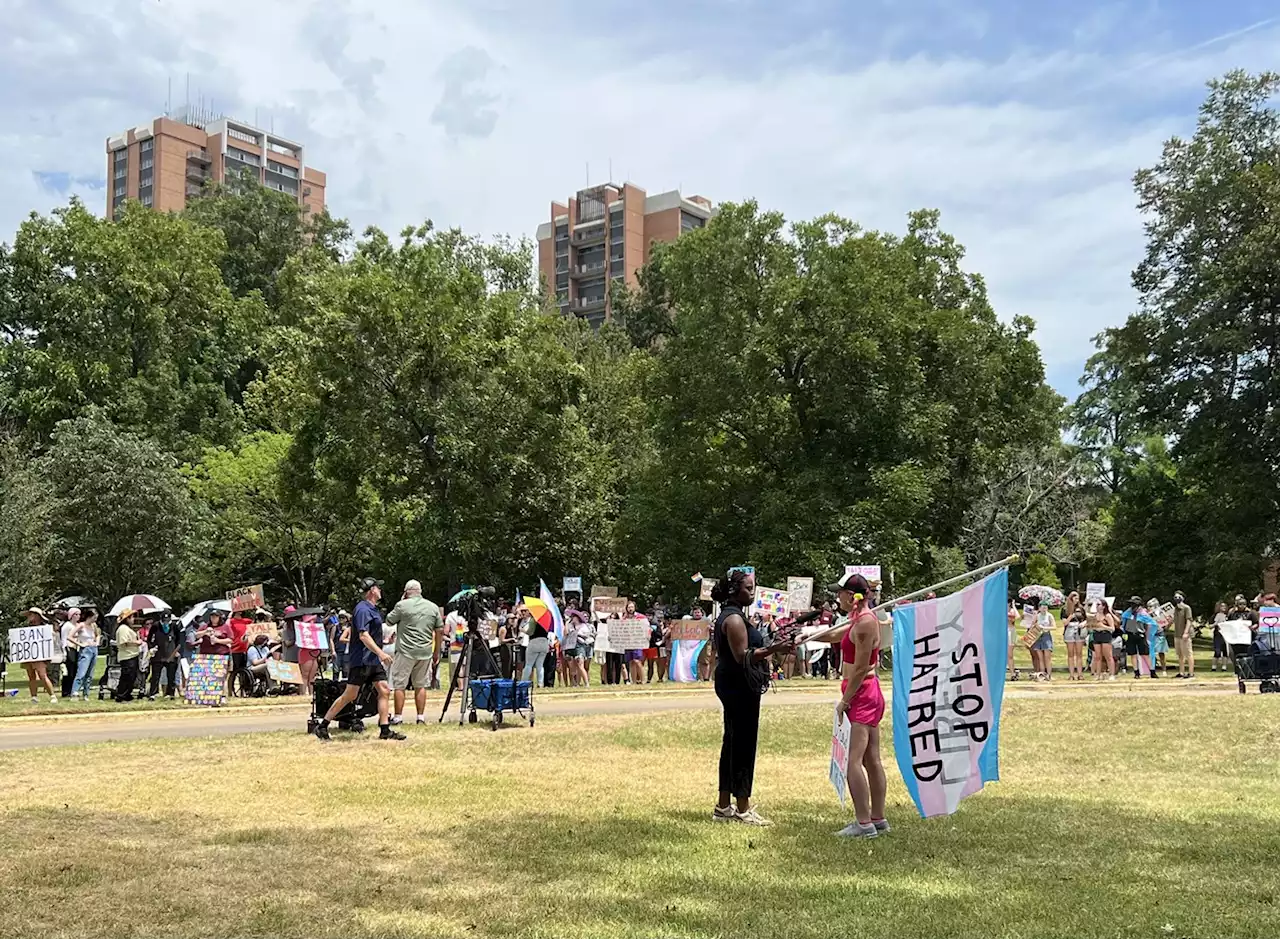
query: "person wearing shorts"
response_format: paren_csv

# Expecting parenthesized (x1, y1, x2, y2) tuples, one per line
(1090, 599, 1117, 680)
(1063, 608, 1088, 680)
(1121, 597, 1155, 678)
(314, 578, 404, 741)
(387, 579, 443, 725)
(1031, 602, 1055, 680)
(808, 572, 888, 839)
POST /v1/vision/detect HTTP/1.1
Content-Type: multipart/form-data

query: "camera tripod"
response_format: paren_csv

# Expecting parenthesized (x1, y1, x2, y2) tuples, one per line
(438, 625, 501, 725)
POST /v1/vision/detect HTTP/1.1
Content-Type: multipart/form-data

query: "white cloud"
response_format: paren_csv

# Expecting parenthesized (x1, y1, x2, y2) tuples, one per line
(3, 0, 1280, 396)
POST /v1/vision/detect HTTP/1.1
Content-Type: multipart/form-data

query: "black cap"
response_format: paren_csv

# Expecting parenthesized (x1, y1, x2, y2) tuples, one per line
(1129, 595, 1143, 606)
(359, 577, 385, 592)
(828, 571, 871, 597)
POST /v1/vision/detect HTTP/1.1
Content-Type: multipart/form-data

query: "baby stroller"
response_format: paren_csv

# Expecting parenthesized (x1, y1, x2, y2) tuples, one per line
(307, 676, 377, 733)
(1226, 620, 1280, 694)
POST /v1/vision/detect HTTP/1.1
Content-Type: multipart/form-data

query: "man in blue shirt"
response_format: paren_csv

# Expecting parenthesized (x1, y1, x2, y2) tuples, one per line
(314, 578, 406, 741)
(1120, 596, 1158, 678)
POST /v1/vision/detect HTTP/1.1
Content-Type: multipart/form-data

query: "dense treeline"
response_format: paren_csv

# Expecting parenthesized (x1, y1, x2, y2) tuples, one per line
(1, 71, 1275, 613)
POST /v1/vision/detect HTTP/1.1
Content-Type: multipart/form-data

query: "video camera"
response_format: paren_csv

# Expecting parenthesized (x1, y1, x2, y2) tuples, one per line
(455, 586, 497, 632)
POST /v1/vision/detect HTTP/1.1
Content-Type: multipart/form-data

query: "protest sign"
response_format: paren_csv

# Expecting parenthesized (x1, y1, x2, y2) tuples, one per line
(185, 654, 228, 706)
(830, 709, 851, 805)
(266, 659, 303, 684)
(594, 596, 628, 616)
(243, 618, 279, 643)
(668, 620, 710, 642)
(594, 621, 614, 654)
(610, 618, 651, 650)
(563, 577, 582, 594)
(753, 587, 789, 618)
(845, 564, 882, 583)
(892, 568, 1008, 818)
(591, 585, 618, 599)
(1021, 625, 1044, 649)
(699, 578, 717, 602)
(226, 584, 265, 614)
(7, 625, 54, 664)
(296, 619, 329, 651)
(1155, 603, 1177, 628)
(787, 577, 815, 612)
(1259, 606, 1280, 632)
(1085, 582, 1106, 603)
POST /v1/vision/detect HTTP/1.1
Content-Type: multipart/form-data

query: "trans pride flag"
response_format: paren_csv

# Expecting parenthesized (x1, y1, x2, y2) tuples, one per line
(891, 567, 1008, 818)
(668, 639, 706, 682)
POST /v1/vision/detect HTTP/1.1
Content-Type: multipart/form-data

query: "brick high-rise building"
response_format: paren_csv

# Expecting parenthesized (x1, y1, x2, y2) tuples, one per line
(106, 110, 326, 219)
(535, 182, 713, 327)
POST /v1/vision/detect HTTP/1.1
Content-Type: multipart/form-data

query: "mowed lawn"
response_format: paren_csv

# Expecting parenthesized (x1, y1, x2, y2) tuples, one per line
(2, 695, 1278, 939)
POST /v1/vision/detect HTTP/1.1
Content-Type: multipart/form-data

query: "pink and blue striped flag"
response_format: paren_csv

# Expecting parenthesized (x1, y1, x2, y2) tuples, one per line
(891, 567, 1008, 818)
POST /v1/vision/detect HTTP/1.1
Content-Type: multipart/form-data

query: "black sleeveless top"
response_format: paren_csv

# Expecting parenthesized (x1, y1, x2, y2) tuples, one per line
(714, 605, 765, 684)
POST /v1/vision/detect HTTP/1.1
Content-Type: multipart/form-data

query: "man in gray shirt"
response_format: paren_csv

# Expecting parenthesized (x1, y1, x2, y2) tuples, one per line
(388, 580, 444, 725)
(1172, 592, 1194, 679)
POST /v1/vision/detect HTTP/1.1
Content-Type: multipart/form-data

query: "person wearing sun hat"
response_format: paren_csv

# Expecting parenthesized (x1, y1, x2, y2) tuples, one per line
(112, 609, 143, 702)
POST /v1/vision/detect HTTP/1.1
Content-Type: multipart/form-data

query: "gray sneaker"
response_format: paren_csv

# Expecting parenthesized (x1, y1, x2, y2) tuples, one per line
(835, 822, 878, 839)
(872, 818, 891, 833)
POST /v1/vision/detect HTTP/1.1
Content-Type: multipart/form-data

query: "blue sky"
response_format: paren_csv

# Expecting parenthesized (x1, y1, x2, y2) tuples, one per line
(4, 0, 1279, 398)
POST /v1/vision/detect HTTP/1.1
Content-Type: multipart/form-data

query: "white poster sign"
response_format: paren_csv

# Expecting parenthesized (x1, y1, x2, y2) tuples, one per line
(7, 625, 54, 664)
(609, 618, 651, 650)
(1085, 582, 1106, 603)
(845, 565, 882, 583)
(563, 577, 582, 594)
(787, 577, 815, 613)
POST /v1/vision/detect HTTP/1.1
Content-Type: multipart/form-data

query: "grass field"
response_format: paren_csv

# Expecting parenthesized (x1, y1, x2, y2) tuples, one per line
(2, 692, 1278, 939)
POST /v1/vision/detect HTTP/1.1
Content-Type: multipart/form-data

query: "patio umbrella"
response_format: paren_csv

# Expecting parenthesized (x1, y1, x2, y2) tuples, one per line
(181, 599, 232, 628)
(1018, 585, 1065, 608)
(109, 594, 171, 617)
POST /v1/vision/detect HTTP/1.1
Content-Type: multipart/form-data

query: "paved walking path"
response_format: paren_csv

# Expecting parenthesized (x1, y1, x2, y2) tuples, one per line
(0, 679, 1237, 751)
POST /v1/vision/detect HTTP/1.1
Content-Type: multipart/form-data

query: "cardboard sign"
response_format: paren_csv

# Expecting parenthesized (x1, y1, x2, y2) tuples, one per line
(266, 659, 303, 684)
(563, 577, 582, 594)
(591, 585, 618, 599)
(1021, 625, 1044, 649)
(830, 709, 851, 805)
(226, 584, 265, 613)
(243, 619, 279, 643)
(7, 625, 55, 664)
(1085, 582, 1106, 603)
(296, 619, 329, 651)
(787, 577, 815, 613)
(610, 618, 651, 650)
(753, 587, 789, 618)
(845, 564, 882, 583)
(699, 578, 717, 602)
(185, 654, 228, 706)
(668, 620, 710, 642)
(593, 596, 628, 616)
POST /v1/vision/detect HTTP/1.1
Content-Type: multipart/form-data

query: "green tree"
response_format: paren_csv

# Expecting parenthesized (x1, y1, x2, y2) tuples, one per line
(613, 202, 1061, 597)
(40, 411, 204, 605)
(184, 431, 381, 605)
(262, 224, 612, 597)
(0, 433, 51, 618)
(1022, 552, 1062, 591)
(0, 200, 266, 459)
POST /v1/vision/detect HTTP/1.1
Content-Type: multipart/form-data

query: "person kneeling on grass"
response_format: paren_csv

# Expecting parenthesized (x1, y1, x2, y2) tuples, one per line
(314, 578, 405, 742)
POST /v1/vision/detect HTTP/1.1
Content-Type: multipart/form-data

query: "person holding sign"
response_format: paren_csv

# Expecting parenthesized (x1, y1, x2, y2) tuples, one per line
(808, 572, 888, 839)
(18, 608, 59, 704)
(709, 568, 793, 827)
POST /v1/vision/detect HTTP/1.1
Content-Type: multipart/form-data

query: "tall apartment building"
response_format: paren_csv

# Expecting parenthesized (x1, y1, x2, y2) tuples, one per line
(535, 182, 713, 327)
(106, 110, 326, 219)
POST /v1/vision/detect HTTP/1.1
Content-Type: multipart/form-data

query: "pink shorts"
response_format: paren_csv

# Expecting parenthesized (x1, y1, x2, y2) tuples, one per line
(844, 677, 885, 727)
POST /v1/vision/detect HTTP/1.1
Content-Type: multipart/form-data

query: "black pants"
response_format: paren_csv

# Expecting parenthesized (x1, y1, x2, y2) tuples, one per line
(605, 652, 624, 685)
(148, 659, 179, 697)
(62, 648, 79, 696)
(114, 658, 139, 702)
(715, 678, 761, 800)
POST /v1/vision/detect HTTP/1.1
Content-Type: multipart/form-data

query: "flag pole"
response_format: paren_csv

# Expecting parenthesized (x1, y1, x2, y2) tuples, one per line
(873, 555, 1020, 614)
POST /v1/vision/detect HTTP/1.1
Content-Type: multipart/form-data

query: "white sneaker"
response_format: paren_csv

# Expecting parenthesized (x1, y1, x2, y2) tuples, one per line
(712, 805, 737, 822)
(49, 695, 59, 704)
(835, 822, 878, 839)
(734, 808, 773, 827)
(389, 716, 403, 726)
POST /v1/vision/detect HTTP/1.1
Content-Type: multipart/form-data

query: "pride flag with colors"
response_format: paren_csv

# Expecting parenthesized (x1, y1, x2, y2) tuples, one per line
(890, 568, 1008, 818)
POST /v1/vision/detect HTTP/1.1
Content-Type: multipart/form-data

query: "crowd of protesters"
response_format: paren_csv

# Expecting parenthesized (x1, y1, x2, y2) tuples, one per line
(8, 578, 1277, 707)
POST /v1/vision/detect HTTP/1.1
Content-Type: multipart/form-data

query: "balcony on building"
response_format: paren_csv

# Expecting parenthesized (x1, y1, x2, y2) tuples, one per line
(570, 220, 606, 246)
(570, 259, 607, 278)
(570, 295, 606, 313)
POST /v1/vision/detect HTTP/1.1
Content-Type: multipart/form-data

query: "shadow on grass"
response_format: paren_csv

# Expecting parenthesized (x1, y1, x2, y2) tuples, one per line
(4, 792, 1280, 939)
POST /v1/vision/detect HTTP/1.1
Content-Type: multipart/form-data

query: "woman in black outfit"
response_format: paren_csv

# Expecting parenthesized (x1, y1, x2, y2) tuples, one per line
(711, 568, 792, 826)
